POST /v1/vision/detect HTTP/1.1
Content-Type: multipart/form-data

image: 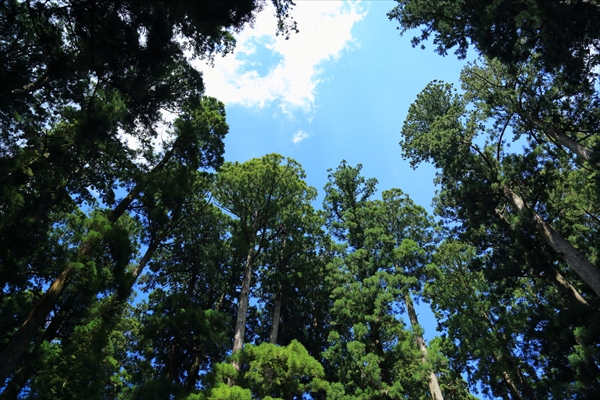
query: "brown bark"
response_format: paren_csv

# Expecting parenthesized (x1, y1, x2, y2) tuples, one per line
(232, 249, 255, 370)
(550, 267, 589, 307)
(0, 148, 176, 384)
(0, 297, 67, 399)
(493, 353, 524, 400)
(480, 311, 537, 400)
(165, 342, 180, 382)
(0, 263, 75, 386)
(404, 291, 444, 400)
(165, 235, 202, 388)
(269, 282, 283, 345)
(503, 185, 600, 297)
(131, 239, 161, 286)
(524, 115, 600, 168)
(495, 206, 590, 307)
(185, 354, 201, 390)
(11, 73, 52, 94)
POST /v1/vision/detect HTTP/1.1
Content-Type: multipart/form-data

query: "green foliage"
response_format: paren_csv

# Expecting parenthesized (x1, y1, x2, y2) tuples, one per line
(388, 0, 600, 86)
(215, 153, 317, 245)
(322, 161, 456, 399)
(7, 2, 600, 398)
(203, 341, 327, 400)
(401, 56, 600, 397)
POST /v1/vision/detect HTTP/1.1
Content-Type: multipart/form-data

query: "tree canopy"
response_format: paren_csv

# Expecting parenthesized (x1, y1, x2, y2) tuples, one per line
(3, 1, 600, 399)
(388, 0, 600, 86)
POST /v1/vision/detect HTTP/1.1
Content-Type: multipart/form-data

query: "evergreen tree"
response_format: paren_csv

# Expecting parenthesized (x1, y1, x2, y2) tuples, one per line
(401, 70, 600, 396)
(322, 162, 428, 399)
(213, 154, 318, 366)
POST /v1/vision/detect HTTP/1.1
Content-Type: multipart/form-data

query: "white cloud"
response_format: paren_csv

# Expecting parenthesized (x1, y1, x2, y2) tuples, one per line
(194, 1, 366, 117)
(291, 129, 310, 144)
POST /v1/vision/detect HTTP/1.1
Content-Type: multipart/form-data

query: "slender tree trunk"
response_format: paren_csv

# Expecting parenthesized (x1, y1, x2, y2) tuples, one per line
(11, 72, 52, 94)
(371, 324, 392, 390)
(0, 148, 176, 385)
(404, 291, 444, 400)
(165, 342, 180, 382)
(549, 267, 589, 307)
(133, 239, 162, 282)
(232, 249, 256, 367)
(185, 354, 201, 391)
(0, 263, 75, 387)
(1, 237, 166, 396)
(524, 115, 600, 168)
(503, 185, 600, 297)
(0, 310, 64, 399)
(167, 238, 200, 385)
(269, 282, 283, 345)
(495, 206, 590, 308)
(491, 352, 524, 400)
(480, 310, 537, 400)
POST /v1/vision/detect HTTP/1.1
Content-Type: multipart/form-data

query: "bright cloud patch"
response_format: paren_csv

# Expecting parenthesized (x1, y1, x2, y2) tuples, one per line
(195, 1, 366, 116)
(291, 130, 310, 144)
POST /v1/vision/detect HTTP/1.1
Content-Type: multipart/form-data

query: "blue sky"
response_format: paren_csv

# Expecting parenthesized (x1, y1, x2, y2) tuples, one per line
(194, 1, 471, 339)
(196, 1, 471, 209)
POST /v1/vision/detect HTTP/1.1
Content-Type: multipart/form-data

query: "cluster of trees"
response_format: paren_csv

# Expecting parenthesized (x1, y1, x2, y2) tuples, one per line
(387, 0, 600, 398)
(2, 0, 600, 399)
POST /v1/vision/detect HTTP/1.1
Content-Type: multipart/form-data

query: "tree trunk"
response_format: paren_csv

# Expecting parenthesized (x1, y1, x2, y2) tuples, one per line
(0, 236, 166, 396)
(503, 185, 600, 297)
(549, 267, 589, 307)
(492, 353, 524, 400)
(0, 297, 67, 399)
(165, 340, 182, 383)
(495, 205, 590, 307)
(269, 282, 283, 345)
(480, 310, 537, 400)
(232, 249, 256, 368)
(185, 354, 201, 391)
(404, 291, 444, 400)
(0, 263, 75, 387)
(0, 148, 176, 385)
(524, 114, 600, 168)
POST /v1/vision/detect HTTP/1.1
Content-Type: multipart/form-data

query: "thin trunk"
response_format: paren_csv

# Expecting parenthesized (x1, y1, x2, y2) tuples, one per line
(215, 293, 225, 312)
(269, 282, 283, 345)
(0, 311, 64, 399)
(404, 291, 444, 400)
(0, 148, 176, 384)
(133, 239, 162, 282)
(232, 249, 255, 367)
(372, 324, 392, 390)
(165, 343, 180, 382)
(167, 234, 198, 385)
(185, 354, 201, 391)
(503, 185, 600, 297)
(0, 235, 165, 397)
(269, 237, 288, 345)
(480, 311, 537, 400)
(0, 363, 28, 400)
(524, 115, 600, 168)
(491, 352, 524, 400)
(11, 73, 52, 94)
(549, 267, 589, 307)
(0, 263, 75, 386)
(495, 206, 590, 308)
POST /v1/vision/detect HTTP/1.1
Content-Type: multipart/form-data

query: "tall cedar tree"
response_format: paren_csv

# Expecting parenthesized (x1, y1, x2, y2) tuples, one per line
(401, 71, 600, 396)
(213, 154, 317, 365)
(323, 161, 433, 399)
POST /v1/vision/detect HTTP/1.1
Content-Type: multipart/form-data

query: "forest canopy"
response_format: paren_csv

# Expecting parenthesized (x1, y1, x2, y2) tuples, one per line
(1, 0, 600, 399)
